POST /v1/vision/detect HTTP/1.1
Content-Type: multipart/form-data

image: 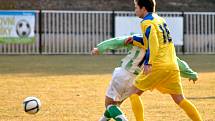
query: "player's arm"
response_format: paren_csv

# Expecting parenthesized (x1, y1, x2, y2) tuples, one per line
(144, 24, 159, 65)
(131, 35, 145, 49)
(177, 57, 198, 83)
(125, 34, 145, 49)
(126, 23, 158, 66)
(92, 36, 131, 55)
(140, 23, 159, 74)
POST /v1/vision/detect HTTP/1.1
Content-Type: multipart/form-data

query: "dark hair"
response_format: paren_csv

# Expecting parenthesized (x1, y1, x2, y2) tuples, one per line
(135, 0, 156, 12)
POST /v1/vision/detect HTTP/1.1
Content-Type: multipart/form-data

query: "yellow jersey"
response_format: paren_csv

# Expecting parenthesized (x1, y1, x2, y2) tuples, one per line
(134, 13, 179, 71)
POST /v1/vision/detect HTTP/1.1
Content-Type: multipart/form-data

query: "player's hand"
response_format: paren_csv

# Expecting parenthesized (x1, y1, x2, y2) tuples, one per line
(189, 73, 198, 84)
(91, 48, 99, 55)
(143, 64, 152, 75)
(189, 77, 198, 84)
(124, 37, 133, 45)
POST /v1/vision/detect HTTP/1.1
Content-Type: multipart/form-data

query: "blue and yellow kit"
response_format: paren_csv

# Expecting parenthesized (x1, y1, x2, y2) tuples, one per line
(133, 13, 183, 94)
(133, 13, 179, 71)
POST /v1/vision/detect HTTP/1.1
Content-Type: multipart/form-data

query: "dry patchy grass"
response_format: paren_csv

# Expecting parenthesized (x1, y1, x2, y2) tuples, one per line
(0, 55, 214, 121)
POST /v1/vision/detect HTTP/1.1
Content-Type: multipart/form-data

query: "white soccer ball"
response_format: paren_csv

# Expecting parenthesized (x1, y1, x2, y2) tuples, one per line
(16, 19, 31, 37)
(23, 96, 41, 114)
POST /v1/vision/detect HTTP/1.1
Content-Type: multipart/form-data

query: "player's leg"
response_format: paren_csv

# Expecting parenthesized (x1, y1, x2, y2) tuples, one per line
(129, 94, 144, 121)
(171, 94, 202, 121)
(99, 110, 111, 121)
(131, 70, 164, 121)
(99, 96, 126, 121)
(169, 70, 202, 121)
(154, 70, 202, 121)
(105, 96, 128, 121)
(99, 67, 130, 121)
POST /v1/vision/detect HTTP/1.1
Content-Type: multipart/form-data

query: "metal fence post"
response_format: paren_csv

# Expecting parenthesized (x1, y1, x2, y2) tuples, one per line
(111, 10, 115, 54)
(182, 11, 185, 54)
(39, 10, 42, 54)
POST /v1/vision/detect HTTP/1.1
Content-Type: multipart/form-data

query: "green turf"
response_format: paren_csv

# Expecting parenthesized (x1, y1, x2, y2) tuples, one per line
(0, 54, 214, 75)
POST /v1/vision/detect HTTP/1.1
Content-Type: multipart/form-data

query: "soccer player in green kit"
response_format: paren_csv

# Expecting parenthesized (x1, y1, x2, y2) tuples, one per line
(92, 34, 199, 121)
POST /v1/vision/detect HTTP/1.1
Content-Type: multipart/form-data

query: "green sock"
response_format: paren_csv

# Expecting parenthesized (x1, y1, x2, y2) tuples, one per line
(104, 110, 111, 120)
(107, 105, 127, 121)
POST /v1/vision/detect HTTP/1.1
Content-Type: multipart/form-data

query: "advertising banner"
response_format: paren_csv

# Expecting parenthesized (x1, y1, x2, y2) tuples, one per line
(0, 11, 36, 44)
(115, 16, 183, 45)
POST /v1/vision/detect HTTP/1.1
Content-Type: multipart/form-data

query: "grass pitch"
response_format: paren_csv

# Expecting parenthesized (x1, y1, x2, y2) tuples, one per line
(0, 54, 214, 121)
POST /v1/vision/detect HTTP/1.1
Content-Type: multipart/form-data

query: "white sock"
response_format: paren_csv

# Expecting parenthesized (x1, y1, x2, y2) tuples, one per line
(115, 114, 128, 121)
(99, 115, 110, 121)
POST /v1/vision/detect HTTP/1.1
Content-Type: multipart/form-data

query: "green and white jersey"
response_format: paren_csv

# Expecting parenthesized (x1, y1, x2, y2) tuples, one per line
(97, 35, 145, 75)
(120, 46, 145, 75)
(97, 35, 198, 80)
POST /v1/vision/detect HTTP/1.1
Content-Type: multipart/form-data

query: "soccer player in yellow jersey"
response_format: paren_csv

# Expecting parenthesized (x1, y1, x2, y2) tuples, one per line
(126, 0, 203, 120)
(92, 35, 199, 121)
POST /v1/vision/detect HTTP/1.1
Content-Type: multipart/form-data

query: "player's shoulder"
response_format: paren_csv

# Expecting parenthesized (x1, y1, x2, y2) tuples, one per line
(140, 20, 154, 31)
(141, 13, 158, 26)
(142, 14, 166, 27)
(141, 20, 152, 25)
(140, 19, 154, 29)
